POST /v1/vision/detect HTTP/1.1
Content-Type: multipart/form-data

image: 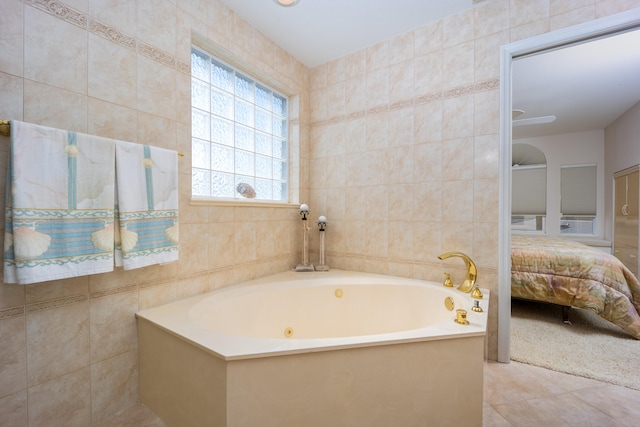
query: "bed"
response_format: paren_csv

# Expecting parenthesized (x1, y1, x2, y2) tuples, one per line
(511, 234, 640, 339)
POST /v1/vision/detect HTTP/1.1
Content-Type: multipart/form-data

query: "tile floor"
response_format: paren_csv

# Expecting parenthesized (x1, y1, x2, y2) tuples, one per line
(98, 360, 640, 427)
(483, 361, 640, 426)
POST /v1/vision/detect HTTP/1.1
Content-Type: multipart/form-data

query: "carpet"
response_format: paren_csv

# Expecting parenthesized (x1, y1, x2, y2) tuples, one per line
(510, 298, 640, 391)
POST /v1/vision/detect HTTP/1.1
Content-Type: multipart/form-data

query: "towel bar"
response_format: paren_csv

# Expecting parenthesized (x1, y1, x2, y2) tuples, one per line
(0, 120, 9, 137)
(0, 120, 184, 156)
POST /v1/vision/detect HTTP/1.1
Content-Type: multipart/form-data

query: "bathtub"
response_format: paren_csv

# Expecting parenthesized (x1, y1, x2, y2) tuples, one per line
(137, 270, 489, 427)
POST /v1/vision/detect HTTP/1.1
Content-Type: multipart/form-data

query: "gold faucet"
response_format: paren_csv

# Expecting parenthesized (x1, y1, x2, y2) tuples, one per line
(437, 251, 477, 293)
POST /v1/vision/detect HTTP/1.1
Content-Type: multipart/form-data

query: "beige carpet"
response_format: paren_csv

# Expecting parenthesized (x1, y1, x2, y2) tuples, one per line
(510, 298, 640, 391)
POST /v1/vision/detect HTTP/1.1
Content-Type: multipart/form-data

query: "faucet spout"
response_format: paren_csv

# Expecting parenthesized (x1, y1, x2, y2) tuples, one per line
(437, 251, 477, 293)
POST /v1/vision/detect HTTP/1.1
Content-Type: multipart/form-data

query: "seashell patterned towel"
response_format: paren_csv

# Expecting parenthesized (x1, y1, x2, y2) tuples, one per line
(3, 121, 179, 285)
(114, 141, 179, 270)
(4, 121, 117, 284)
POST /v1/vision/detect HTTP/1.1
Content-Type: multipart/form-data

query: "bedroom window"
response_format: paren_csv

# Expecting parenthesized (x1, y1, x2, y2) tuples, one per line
(511, 215, 546, 232)
(511, 164, 547, 233)
(560, 164, 597, 235)
(190, 47, 289, 201)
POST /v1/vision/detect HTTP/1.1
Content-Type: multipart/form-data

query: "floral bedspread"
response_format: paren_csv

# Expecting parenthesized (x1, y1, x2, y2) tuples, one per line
(511, 234, 640, 339)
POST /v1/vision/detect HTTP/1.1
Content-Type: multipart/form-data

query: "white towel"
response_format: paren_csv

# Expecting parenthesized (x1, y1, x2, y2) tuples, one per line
(114, 141, 179, 270)
(4, 121, 115, 284)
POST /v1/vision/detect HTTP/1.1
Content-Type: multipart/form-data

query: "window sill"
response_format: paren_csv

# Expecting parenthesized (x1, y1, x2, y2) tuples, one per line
(189, 197, 299, 209)
(565, 237, 611, 248)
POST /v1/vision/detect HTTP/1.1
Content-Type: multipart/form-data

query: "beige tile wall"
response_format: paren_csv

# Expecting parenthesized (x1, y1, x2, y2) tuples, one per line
(0, 0, 308, 425)
(1, 0, 640, 425)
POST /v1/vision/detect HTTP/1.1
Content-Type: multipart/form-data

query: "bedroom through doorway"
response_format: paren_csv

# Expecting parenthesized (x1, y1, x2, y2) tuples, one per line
(497, 9, 640, 364)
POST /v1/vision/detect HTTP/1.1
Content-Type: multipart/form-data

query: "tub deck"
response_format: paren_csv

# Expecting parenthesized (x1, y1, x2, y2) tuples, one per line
(136, 269, 488, 360)
(137, 270, 489, 426)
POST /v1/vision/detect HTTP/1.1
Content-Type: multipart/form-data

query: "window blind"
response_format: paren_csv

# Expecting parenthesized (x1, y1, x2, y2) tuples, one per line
(512, 166, 546, 215)
(561, 164, 596, 215)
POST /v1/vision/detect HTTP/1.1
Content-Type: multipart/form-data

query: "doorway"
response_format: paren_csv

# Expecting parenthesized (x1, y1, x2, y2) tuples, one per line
(497, 9, 640, 362)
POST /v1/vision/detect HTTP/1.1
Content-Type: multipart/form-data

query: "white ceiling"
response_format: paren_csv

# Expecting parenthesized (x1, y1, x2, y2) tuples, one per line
(218, 0, 640, 139)
(217, 0, 473, 68)
(512, 28, 640, 139)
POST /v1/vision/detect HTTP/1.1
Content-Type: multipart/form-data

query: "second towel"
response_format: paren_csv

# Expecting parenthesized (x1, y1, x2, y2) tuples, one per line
(115, 141, 179, 270)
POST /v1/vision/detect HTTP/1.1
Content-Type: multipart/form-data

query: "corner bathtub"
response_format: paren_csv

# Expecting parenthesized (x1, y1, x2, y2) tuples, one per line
(136, 270, 489, 427)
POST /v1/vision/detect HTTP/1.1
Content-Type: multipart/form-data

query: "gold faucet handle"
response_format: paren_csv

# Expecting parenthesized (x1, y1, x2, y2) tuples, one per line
(455, 309, 469, 325)
(443, 272, 454, 287)
(471, 285, 483, 299)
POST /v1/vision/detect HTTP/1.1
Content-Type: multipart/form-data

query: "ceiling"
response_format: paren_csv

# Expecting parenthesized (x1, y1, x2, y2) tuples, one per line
(217, 0, 473, 68)
(218, 0, 640, 140)
(512, 28, 640, 140)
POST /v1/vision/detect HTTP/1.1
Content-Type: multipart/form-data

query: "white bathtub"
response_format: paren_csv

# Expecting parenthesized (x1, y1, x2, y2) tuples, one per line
(137, 270, 489, 426)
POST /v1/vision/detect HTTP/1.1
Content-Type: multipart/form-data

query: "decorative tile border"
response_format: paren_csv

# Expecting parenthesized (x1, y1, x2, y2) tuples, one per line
(475, 78, 500, 92)
(0, 305, 25, 320)
(90, 284, 137, 300)
(3, 281, 148, 315)
(310, 77, 500, 126)
(28, 0, 87, 29)
(25, 0, 191, 75)
(367, 105, 390, 115)
(138, 42, 177, 68)
(89, 20, 136, 51)
(415, 92, 443, 105)
(444, 83, 475, 99)
(206, 265, 235, 276)
(390, 99, 415, 111)
(139, 275, 181, 290)
(346, 111, 366, 120)
(26, 294, 88, 313)
(176, 60, 192, 75)
(326, 250, 499, 275)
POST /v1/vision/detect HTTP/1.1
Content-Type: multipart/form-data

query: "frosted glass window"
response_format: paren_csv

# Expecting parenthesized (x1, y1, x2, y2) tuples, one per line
(256, 155, 272, 179)
(192, 169, 211, 196)
(255, 133, 272, 156)
(236, 74, 255, 101)
(211, 144, 234, 173)
(235, 150, 255, 176)
(211, 117, 233, 146)
(274, 139, 287, 159)
(256, 178, 273, 199)
(192, 139, 210, 169)
(191, 49, 209, 82)
(211, 60, 233, 91)
(211, 90, 233, 119)
(274, 95, 286, 116)
(191, 47, 288, 201)
(274, 161, 285, 180)
(235, 125, 254, 152)
(211, 172, 234, 197)
(191, 79, 210, 111)
(255, 108, 272, 133)
(192, 109, 210, 140)
(235, 99, 254, 126)
(256, 84, 272, 110)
